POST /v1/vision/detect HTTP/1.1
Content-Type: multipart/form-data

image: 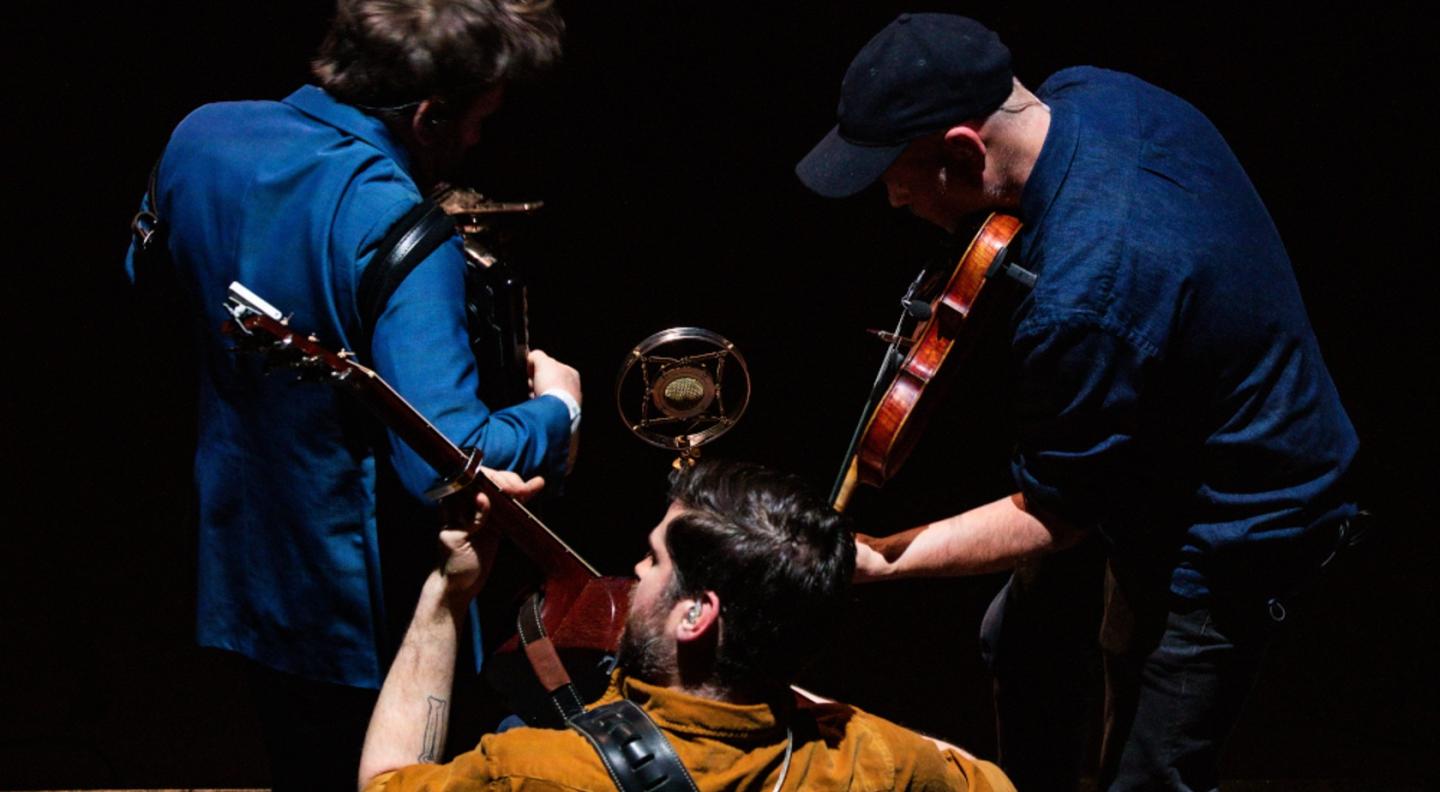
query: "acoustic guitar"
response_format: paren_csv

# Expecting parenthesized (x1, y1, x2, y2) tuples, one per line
(221, 282, 630, 726)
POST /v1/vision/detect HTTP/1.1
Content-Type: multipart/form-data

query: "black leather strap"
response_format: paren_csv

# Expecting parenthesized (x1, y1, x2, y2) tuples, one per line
(130, 155, 167, 254)
(355, 199, 455, 353)
(570, 700, 700, 792)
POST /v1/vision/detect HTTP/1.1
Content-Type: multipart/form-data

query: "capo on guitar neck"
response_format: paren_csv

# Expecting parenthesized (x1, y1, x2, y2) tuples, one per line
(226, 281, 285, 323)
(425, 447, 487, 502)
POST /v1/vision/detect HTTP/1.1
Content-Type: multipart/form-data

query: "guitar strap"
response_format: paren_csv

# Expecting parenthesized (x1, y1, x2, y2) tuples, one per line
(128, 152, 189, 322)
(356, 198, 456, 355)
(130, 156, 456, 359)
(130, 156, 166, 253)
(516, 591, 588, 724)
(570, 699, 701, 792)
(354, 198, 528, 412)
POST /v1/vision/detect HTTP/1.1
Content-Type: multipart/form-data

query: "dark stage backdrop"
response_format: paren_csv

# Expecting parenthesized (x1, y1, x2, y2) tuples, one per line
(4, 2, 1435, 788)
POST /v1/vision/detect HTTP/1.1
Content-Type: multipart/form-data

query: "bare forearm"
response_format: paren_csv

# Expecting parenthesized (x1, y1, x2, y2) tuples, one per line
(861, 492, 1081, 580)
(358, 572, 466, 789)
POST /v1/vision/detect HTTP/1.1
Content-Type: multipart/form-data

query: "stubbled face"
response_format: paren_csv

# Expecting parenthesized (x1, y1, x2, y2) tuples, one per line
(880, 133, 985, 233)
(447, 94, 495, 158)
(415, 88, 504, 188)
(615, 501, 687, 683)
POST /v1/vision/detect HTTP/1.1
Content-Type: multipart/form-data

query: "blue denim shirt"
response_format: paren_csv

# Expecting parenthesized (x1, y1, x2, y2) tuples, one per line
(1011, 68, 1357, 599)
(125, 86, 572, 687)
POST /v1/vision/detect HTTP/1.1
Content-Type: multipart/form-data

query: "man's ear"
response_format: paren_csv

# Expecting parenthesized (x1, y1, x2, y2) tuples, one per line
(941, 124, 986, 170)
(674, 591, 721, 643)
(410, 98, 446, 147)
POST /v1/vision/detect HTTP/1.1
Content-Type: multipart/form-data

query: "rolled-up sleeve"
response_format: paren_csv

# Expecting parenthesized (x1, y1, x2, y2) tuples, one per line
(1008, 312, 1156, 528)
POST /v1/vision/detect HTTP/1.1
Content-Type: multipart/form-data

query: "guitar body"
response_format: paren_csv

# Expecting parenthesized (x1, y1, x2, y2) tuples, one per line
(477, 555, 631, 657)
(538, 575, 635, 653)
(479, 560, 632, 727)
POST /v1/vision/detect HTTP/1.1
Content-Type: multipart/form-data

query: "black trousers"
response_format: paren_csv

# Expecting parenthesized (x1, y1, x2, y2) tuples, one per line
(246, 654, 519, 790)
(248, 662, 379, 792)
(979, 542, 1278, 792)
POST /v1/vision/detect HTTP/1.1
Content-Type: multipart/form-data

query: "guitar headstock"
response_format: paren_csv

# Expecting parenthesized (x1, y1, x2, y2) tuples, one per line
(222, 281, 365, 383)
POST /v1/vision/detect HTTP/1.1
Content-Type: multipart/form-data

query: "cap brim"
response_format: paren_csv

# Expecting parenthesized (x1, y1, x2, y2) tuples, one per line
(795, 126, 907, 199)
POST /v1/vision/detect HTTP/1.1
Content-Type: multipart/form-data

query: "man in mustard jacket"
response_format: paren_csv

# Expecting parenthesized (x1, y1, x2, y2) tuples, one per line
(359, 460, 1013, 791)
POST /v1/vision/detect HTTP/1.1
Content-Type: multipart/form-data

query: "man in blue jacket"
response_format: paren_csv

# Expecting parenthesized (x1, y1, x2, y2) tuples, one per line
(797, 14, 1360, 791)
(125, 1, 579, 787)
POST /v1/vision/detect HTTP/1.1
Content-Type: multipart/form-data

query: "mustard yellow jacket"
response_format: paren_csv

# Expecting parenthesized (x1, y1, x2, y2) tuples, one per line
(367, 673, 1013, 791)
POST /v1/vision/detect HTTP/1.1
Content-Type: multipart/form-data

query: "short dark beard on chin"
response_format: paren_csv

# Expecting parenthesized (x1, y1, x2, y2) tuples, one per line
(615, 609, 674, 685)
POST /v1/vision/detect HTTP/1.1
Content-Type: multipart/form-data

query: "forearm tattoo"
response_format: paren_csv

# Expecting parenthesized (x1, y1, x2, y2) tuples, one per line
(419, 695, 449, 763)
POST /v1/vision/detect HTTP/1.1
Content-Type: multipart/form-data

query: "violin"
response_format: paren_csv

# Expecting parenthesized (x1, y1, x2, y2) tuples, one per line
(831, 212, 1026, 512)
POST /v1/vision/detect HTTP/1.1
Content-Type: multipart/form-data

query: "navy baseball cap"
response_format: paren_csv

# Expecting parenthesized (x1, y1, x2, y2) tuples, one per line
(796, 14, 1013, 198)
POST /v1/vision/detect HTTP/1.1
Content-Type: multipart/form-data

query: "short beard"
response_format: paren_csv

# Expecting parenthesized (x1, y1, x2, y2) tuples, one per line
(614, 593, 676, 685)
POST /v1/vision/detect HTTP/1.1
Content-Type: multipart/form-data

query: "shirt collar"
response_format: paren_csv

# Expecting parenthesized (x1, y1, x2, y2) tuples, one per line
(282, 85, 414, 174)
(615, 673, 789, 742)
(1019, 88, 1080, 232)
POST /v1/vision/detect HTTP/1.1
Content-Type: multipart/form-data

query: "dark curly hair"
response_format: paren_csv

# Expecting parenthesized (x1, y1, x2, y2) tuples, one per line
(665, 460, 856, 693)
(312, 0, 563, 111)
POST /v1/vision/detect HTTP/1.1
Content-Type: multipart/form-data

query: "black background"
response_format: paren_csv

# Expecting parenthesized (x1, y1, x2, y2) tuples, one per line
(3, 2, 1436, 788)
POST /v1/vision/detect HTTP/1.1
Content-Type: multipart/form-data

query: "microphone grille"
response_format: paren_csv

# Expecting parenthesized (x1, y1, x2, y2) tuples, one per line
(651, 366, 715, 419)
(662, 376, 706, 410)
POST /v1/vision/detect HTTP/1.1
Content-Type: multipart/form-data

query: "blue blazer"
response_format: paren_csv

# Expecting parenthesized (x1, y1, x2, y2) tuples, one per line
(126, 86, 572, 688)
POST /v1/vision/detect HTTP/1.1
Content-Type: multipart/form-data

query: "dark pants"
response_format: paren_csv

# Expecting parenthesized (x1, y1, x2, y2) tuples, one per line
(980, 542, 1277, 792)
(248, 663, 379, 792)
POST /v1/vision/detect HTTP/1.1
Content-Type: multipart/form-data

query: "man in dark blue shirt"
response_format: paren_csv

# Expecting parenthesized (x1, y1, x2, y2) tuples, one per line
(126, 1, 581, 788)
(797, 14, 1358, 791)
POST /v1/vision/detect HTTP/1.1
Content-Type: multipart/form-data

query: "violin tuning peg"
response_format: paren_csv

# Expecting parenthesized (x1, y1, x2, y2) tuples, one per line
(866, 328, 913, 347)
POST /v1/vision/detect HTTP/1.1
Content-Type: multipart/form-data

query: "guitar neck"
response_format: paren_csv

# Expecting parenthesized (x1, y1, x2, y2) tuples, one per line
(338, 364, 469, 472)
(337, 363, 600, 579)
(225, 306, 599, 580)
